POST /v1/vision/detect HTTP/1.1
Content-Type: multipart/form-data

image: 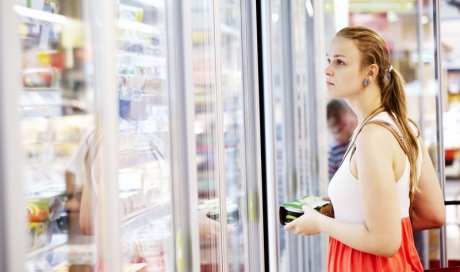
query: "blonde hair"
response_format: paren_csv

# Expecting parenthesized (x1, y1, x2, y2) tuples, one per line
(336, 26, 420, 202)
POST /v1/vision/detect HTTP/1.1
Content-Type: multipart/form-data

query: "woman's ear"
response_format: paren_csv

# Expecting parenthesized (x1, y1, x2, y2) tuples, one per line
(368, 64, 379, 81)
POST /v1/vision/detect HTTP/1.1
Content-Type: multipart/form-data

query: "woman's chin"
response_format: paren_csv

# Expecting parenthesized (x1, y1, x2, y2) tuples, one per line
(327, 90, 340, 98)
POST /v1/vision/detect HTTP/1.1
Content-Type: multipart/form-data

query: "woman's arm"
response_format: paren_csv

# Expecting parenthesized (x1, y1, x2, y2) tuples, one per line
(79, 178, 95, 235)
(410, 144, 445, 231)
(286, 125, 403, 257)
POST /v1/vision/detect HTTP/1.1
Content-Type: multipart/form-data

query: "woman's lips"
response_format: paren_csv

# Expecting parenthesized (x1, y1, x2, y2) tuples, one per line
(326, 82, 334, 87)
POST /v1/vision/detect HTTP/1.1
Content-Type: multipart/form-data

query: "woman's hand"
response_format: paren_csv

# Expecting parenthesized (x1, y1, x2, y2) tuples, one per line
(284, 205, 322, 236)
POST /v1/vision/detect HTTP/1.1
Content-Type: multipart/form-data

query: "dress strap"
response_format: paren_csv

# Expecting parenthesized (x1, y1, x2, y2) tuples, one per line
(365, 120, 409, 155)
(340, 107, 385, 166)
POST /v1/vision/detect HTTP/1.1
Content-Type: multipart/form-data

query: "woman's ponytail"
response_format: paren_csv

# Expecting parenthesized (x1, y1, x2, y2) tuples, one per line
(381, 67, 420, 202)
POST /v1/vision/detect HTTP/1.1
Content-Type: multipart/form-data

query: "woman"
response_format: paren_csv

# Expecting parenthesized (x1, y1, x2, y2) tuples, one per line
(285, 26, 445, 271)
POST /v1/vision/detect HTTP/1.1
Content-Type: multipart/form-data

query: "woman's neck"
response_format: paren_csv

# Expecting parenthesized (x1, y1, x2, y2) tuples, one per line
(346, 86, 383, 124)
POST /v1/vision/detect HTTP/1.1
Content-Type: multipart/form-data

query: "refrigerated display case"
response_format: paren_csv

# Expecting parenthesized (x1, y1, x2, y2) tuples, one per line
(13, 0, 176, 270)
(2, 0, 264, 271)
(13, 0, 98, 270)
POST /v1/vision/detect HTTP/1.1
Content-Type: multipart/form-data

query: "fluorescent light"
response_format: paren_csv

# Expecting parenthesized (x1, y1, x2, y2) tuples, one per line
(14, 5, 68, 24)
(387, 12, 399, 22)
(130, 0, 164, 8)
(305, 0, 314, 18)
(421, 15, 429, 24)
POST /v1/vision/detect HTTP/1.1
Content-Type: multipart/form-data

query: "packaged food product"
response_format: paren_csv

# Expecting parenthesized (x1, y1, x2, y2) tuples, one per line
(29, 221, 51, 250)
(198, 198, 239, 225)
(279, 196, 333, 225)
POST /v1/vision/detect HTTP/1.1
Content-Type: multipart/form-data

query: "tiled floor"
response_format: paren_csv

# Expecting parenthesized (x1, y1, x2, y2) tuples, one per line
(445, 178, 460, 261)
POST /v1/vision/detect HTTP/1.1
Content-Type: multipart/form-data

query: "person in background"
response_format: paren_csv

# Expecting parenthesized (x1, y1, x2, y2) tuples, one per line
(74, 98, 220, 238)
(285, 26, 445, 271)
(327, 99, 357, 180)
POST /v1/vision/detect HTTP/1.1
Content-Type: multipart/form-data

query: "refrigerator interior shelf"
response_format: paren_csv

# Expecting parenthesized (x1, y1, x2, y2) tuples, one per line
(14, 5, 68, 25)
(117, 19, 160, 35)
(121, 204, 171, 233)
(124, 0, 165, 9)
(119, 150, 163, 168)
(24, 87, 61, 92)
(20, 104, 62, 109)
(24, 160, 65, 172)
(117, 52, 166, 67)
(27, 233, 67, 259)
(20, 90, 62, 106)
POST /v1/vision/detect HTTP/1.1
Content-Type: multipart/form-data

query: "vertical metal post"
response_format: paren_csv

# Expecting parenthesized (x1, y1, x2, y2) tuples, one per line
(415, 0, 429, 268)
(416, 0, 425, 135)
(90, 0, 121, 270)
(240, 0, 266, 271)
(432, 0, 448, 268)
(312, 1, 329, 271)
(167, 0, 200, 271)
(0, 0, 27, 271)
(280, 1, 299, 270)
(260, 0, 280, 270)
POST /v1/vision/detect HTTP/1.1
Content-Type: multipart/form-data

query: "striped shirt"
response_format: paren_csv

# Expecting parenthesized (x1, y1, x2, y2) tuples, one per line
(328, 141, 349, 180)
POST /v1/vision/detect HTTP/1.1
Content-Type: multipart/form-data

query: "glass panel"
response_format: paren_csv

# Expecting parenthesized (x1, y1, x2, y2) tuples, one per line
(269, 1, 326, 270)
(15, 0, 97, 270)
(439, 0, 460, 264)
(190, 1, 223, 271)
(220, 0, 248, 271)
(268, 0, 290, 271)
(115, 0, 174, 271)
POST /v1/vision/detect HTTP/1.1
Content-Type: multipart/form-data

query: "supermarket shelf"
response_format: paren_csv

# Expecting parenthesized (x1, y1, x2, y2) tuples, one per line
(121, 203, 171, 233)
(24, 87, 61, 92)
(27, 233, 67, 259)
(14, 5, 68, 25)
(117, 20, 161, 35)
(122, 0, 165, 9)
(117, 52, 166, 67)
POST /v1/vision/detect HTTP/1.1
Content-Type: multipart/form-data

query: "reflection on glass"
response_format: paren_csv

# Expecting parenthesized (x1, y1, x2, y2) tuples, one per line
(191, 1, 223, 271)
(16, 0, 97, 270)
(269, 1, 290, 270)
(220, 0, 247, 271)
(192, 0, 250, 270)
(115, 0, 174, 271)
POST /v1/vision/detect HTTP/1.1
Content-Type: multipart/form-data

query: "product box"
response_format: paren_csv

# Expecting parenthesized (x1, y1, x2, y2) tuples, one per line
(29, 221, 52, 250)
(27, 194, 65, 222)
(279, 196, 333, 225)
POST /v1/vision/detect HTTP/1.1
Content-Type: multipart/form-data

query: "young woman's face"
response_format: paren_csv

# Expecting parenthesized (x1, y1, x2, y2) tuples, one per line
(325, 36, 366, 98)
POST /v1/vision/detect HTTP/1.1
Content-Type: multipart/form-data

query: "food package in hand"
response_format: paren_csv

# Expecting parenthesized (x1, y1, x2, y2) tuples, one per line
(279, 196, 333, 225)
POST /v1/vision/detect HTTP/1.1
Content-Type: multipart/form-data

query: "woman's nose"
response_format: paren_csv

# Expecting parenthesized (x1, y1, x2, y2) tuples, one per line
(325, 65, 333, 76)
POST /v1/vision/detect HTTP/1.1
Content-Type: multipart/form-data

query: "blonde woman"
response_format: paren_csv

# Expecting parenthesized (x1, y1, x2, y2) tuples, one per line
(285, 26, 445, 271)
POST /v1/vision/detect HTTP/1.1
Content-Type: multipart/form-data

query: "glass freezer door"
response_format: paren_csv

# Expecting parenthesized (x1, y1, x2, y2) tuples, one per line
(15, 0, 98, 270)
(115, 0, 175, 271)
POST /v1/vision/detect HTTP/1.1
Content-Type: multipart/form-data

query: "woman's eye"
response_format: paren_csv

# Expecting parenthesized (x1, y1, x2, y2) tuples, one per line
(326, 58, 331, 64)
(336, 59, 345, 65)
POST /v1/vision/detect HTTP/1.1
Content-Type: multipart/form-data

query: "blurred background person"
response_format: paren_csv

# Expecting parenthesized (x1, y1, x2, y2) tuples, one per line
(327, 99, 357, 180)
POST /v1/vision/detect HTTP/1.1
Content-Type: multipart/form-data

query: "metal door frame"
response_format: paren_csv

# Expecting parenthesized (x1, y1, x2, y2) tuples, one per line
(0, 0, 26, 270)
(432, 0, 448, 267)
